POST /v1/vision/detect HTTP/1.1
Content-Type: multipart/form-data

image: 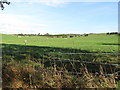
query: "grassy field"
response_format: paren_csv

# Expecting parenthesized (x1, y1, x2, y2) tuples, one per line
(1, 34, 120, 88)
(1, 33, 120, 64)
(1, 34, 119, 53)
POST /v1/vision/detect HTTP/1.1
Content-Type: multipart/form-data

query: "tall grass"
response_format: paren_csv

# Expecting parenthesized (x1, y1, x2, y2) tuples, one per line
(2, 59, 118, 88)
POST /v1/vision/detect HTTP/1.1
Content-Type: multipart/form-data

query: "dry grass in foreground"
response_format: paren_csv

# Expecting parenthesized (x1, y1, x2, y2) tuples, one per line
(2, 61, 118, 89)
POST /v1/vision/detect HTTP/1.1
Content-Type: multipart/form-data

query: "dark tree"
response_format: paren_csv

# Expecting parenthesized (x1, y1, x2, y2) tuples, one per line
(0, 0, 10, 10)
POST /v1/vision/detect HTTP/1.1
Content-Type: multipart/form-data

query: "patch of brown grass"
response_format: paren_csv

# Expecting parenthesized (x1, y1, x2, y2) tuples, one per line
(2, 62, 117, 88)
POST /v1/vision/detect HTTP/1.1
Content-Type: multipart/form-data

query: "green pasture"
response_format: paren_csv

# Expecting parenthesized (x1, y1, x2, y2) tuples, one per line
(1, 34, 120, 88)
(1, 34, 119, 53)
(1, 34, 120, 71)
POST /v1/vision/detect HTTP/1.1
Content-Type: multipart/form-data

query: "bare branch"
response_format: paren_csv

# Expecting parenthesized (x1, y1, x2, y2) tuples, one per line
(0, 0, 10, 10)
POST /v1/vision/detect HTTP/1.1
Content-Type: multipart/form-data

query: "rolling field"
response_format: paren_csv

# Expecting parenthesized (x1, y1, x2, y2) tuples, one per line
(1, 34, 119, 53)
(1, 34, 120, 88)
(1, 34, 120, 64)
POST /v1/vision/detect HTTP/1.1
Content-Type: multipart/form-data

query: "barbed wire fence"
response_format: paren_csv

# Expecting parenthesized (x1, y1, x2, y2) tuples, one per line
(2, 51, 120, 74)
(2, 49, 120, 88)
(25, 52, 120, 86)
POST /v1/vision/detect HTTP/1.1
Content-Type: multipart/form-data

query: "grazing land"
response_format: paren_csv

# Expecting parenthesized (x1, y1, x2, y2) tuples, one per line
(1, 33, 120, 88)
(1, 34, 119, 53)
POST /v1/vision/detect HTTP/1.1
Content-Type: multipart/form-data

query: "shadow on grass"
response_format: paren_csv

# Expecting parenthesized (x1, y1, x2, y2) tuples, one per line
(1, 43, 119, 74)
(1, 43, 90, 53)
(1, 43, 91, 60)
(1, 43, 119, 62)
(102, 43, 120, 45)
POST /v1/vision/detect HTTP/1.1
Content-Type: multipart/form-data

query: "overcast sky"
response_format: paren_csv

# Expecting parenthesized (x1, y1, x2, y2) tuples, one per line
(0, 0, 119, 34)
